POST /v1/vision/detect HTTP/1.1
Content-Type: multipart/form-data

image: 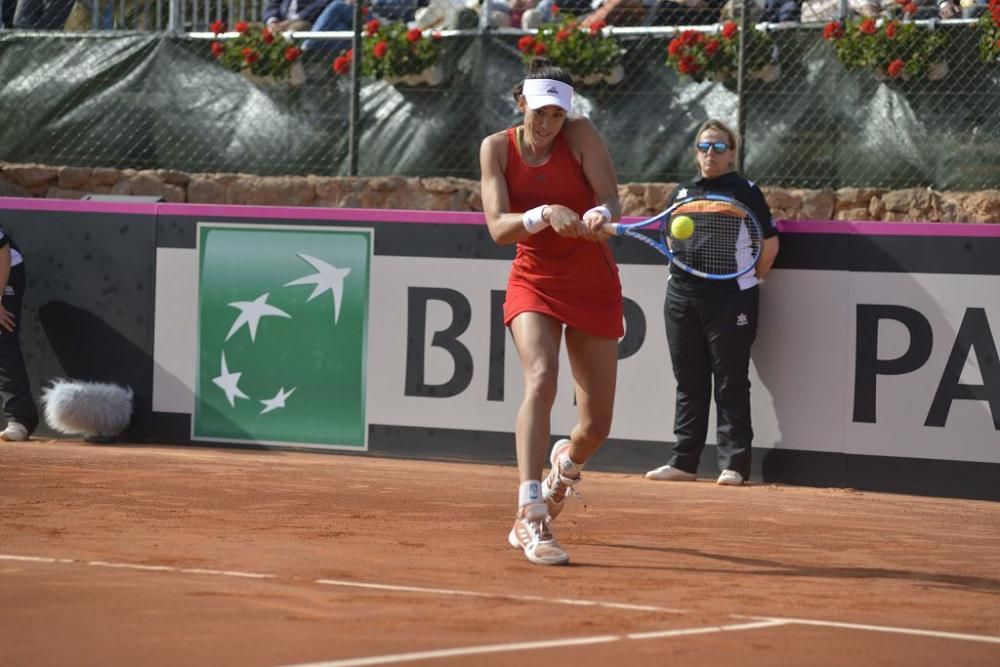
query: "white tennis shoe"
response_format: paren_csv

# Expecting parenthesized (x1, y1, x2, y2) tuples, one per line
(645, 465, 697, 481)
(542, 438, 585, 520)
(0, 421, 29, 442)
(717, 470, 744, 486)
(507, 502, 569, 566)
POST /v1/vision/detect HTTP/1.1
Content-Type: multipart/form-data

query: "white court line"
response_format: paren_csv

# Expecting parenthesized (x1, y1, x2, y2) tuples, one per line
(744, 615, 1000, 645)
(283, 621, 788, 667)
(0, 554, 277, 580)
(314, 578, 683, 614)
(6, 553, 1000, 651)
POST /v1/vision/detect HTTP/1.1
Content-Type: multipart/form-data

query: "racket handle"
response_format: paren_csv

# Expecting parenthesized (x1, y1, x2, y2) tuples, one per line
(610, 223, 625, 236)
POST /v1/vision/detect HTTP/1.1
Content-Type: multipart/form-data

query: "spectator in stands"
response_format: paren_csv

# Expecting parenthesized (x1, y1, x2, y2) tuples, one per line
(0, 224, 38, 442)
(12, 0, 76, 28)
(300, 0, 355, 51)
(960, 0, 988, 18)
(649, 0, 727, 26)
(264, 0, 337, 31)
(412, 0, 479, 29)
(370, 0, 427, 21)
(902, 0, 945, 17)
(937, 0, 961, 17)
(578, 0, 649, 27)
(760, 0, 802, 21)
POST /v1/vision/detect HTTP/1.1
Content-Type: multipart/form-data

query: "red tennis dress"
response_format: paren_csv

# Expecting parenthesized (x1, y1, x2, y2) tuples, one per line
(503, 127, 624, 339)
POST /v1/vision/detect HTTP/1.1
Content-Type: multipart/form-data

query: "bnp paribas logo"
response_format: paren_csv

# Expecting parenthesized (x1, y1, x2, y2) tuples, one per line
(193, 223, 372, 450)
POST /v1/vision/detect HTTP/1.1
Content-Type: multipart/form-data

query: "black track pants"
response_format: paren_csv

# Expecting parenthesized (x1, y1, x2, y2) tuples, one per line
(663, 285, 759, 478)
(0, 264, 38, 433)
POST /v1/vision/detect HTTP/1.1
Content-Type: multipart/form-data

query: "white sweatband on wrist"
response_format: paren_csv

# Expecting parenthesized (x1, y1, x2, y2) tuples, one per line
(522, 205, 549, 234)
(585, 205, 612, 223)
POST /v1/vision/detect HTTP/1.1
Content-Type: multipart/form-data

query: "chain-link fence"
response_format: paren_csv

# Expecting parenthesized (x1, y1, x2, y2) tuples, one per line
(1, 8, 999, 189)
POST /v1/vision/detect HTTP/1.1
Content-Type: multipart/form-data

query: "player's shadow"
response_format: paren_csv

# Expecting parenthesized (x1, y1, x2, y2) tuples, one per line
(36, 300, 248, 445)
(36, 300, 152, 440)
(572, 542, 1000, 593)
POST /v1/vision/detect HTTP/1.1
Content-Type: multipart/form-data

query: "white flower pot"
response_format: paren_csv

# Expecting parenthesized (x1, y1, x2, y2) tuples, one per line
(927, 61, 948, 81)
(751, 63, 781, 83)
(240, 60, 305, 87)
(422, 65, 445, 86)
(603, 64, 625, 85)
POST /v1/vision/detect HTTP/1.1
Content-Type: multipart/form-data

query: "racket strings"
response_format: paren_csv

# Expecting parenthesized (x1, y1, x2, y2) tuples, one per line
(666, 211, 762, 277)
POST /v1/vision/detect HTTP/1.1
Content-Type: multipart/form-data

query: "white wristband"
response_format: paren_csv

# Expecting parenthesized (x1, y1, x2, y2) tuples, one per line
(585, 205, 612, 223)
(522, 205, 549, 234)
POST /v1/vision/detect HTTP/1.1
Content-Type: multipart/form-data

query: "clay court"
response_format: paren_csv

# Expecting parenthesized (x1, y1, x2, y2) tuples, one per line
(2, 439, 999, 666)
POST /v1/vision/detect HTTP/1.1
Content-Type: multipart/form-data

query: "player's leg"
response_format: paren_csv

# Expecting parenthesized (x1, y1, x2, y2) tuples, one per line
(0, 263, 37, 441)
(647, 288, 710, 480)
(543, 327, 617, 519)
(704, 287, 759, 485)
(506, 312, 569, 565)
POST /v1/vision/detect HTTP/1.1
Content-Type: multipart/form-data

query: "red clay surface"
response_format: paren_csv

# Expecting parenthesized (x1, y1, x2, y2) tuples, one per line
(2, 439, 999, 666)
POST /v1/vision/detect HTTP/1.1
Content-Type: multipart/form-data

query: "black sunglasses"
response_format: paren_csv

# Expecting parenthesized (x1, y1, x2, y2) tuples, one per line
(696, 141, 731, 154)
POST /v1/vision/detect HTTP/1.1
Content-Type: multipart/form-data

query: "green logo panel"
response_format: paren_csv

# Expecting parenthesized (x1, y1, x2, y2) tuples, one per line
(194, 224, 371, 449)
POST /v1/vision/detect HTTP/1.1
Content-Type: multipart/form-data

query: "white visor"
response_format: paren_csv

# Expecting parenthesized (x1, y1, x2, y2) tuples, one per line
(522, 78, 574, 112)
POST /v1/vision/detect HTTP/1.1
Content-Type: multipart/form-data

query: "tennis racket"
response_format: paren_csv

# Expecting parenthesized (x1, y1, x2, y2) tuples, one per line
(610, 193, 763, 280)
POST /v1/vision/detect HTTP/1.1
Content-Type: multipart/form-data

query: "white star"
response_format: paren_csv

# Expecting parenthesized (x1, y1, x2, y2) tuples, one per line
(284, 253, 352, 323)
(225, 293, 291, 342)
(259, 387, 296, 415)
(212, 352, 249, 408)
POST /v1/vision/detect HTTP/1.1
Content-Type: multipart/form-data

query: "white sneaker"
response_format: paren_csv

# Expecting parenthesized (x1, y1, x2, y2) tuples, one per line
(717, 470, 744, 486)
(542, 438, 585, 520)
(507, 503, 569, 566)
(645, 465, 697, 481)
(0, 422, 29, 442)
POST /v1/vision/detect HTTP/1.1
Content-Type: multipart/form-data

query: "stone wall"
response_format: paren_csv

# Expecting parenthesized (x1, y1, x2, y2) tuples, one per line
(2, 162, 999, 223)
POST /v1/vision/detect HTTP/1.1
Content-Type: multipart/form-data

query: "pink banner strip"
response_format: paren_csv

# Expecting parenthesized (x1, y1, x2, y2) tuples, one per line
(2, 197, 998, 237)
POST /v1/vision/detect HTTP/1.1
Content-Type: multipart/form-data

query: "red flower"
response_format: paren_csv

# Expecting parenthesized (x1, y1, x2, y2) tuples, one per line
(517, 35, 536, 53)
(859, 18, 877, 34)
(551, 4, 560, 13)
(884, 21, 897, 38)
(242, 47, 259, 64)
(210, 19, 226, 34)
(210, 41, 224, 57)
(887, 59, 905, 77)
(721, 21, 738, 39)
(704, 38, 720, 55)
(431, 31, 442, 41)
(284, 46, 301, 61)
(332, 55, 351, 75)
(534, 42, 546, 55)
(823, 20, 843, 40)
(373, 41, 389, 58)
(234, 20, 249, 33)
(556, 28, 571, 42)
(589, 19, 606, 33)
(406, 27, 422, 42)
(679, 29, 702, 46)
(365, 19, 380, 35)
(678, 56, 699, 74)
(261, 28, 274, 44)
(903, 1, 917, 13)
(667, 38, 683, 56)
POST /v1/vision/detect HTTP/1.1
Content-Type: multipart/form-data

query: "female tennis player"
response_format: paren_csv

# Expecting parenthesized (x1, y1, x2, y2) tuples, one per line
(645, 119, 780, 487)
(479, 57, 622, 566)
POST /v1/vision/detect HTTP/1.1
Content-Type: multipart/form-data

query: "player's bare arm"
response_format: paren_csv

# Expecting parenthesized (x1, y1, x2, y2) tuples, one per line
(565, 117, 621, 238)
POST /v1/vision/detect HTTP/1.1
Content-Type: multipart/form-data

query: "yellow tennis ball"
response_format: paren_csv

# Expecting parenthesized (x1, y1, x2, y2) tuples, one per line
(671, 215, 694, 240)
